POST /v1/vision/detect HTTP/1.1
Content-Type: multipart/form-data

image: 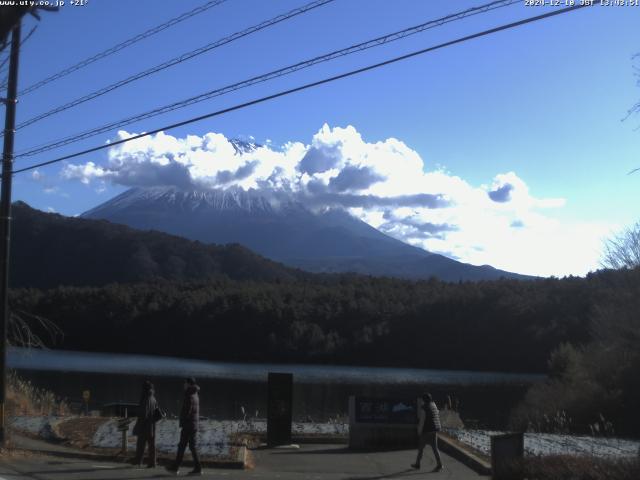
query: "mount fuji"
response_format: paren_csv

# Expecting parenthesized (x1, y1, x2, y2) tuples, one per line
(82, 186, 531, 281)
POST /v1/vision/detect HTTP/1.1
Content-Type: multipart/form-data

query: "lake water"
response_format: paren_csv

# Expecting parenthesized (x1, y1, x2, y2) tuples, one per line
(8, 347, 544, 428)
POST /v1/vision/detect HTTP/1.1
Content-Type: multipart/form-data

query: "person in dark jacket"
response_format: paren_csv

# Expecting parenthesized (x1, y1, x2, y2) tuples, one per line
(132, 380, 157, 468)
(411, 393, 443, 472)
(166, 377, 202, 476)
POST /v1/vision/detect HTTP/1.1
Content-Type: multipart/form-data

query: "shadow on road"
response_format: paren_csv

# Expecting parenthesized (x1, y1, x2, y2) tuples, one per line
(13, 447, 118, 463)
(258, 446, 412, 455)
(341, 469, 426, 480)
(21, 465, 132, 476)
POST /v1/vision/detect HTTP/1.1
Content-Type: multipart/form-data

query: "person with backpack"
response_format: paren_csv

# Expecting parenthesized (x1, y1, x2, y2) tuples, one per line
(411, 392, 443, 472)
(166, 377, 202, 476)
(132, 380, 158, 468)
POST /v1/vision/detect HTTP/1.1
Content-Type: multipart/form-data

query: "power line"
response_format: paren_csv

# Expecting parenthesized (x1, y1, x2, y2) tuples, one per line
(0, 27, 28, 73)
(0, 58, 6, 78)
(16, 0, 520, 158)
(10, 3, 593, 177)
(0, 25, 37, 90)
(18, 0, 229, 96)
(11, 0, 336, 132)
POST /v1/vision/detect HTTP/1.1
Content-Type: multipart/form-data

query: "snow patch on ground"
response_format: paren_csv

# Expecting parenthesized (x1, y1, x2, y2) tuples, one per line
(10, 416, 64, 440)
(91, 419, 349, 457)
(446, 428, 640, 458)
(241, 419, 348, 436)
(93, 419, 232, 457)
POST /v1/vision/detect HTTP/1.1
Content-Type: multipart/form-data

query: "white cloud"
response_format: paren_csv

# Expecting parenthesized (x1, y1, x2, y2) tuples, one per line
(61, 125, 611, 277)
(62, 161, 109, 185)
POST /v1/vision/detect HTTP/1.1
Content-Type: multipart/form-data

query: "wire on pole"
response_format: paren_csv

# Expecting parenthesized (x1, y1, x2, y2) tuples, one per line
(9, 3, 594, 177)
(0, 25, 37, 92)
(15, 0, 520, 157)
(18, 0, 229, 96)
(10, 0, 336, 133)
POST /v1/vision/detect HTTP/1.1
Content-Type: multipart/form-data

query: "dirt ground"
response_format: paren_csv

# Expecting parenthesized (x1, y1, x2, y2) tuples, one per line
(54, 417, 109, 449)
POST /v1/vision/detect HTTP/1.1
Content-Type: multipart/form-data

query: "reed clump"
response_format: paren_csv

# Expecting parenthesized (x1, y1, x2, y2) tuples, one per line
(6, 371, 68, 417)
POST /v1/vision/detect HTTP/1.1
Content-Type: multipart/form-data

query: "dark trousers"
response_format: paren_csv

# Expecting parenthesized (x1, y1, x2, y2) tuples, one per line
(175, 427, 201, 470)
(134, 432, 156, 467)
(415, 431, 442, 467)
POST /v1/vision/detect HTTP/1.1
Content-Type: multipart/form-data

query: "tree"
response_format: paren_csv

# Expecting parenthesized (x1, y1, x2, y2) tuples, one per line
(625, 53, 640, 175)
(8, 310, 62, 349)
(601, 221, 640, 269)
(628, 53, 640, 119)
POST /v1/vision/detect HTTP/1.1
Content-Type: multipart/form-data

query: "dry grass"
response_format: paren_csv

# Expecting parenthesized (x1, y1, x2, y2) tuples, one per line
(6, 371, 68, 417)
(0, 446, 39, 458)
(228, 431, 258, 448)
(499, 455, 640, 480)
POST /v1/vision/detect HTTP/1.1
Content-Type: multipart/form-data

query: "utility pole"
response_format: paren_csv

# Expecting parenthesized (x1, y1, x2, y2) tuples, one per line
(0, 21, 21, 448)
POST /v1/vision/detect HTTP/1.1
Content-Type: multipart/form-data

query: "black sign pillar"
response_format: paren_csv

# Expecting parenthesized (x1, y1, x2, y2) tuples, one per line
(267, 372, 293, 446)
(491, 432, 524, 480)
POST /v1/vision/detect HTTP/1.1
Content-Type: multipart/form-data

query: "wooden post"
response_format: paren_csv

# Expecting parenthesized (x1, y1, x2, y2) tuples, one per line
(121, 407, 128, 454)
(0, 22, 21, 449)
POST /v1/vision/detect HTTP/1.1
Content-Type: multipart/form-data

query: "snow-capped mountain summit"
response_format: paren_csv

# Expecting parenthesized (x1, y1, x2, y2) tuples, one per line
(82, 186, 531, 281)
(228, 139, 260, 155)
(85, 186, 282, 215)
(82, 186, 418, 260)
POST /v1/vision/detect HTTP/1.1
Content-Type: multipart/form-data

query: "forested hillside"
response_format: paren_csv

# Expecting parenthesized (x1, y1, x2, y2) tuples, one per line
(11, 201, 304, 288)
(12, 268, 638, 374)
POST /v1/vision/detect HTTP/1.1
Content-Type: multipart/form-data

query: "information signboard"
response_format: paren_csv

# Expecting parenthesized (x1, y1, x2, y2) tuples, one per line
(354, 397, 417, 424)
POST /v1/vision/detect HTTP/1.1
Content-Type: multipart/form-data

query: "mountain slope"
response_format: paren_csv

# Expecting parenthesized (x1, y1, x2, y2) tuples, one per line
(10, 201, 303, 289)
(83, 186, 532, 281)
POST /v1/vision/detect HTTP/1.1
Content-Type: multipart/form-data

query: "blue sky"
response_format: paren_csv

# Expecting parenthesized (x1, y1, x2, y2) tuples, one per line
(6, 0, 640, 276)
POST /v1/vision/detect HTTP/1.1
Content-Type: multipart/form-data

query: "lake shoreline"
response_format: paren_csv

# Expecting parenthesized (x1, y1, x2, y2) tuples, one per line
(8, 346, 545, 386)
(9, 347, 541, 430)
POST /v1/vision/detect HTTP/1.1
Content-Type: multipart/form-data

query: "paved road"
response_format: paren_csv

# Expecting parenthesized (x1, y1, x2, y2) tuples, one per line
(0, 437, 486, 479)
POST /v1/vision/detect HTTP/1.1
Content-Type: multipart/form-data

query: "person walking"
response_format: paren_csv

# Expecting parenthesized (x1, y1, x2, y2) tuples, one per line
(412, 393, 443, 472)
(166, 377, 202, 476)
(132, 380, 157, 468)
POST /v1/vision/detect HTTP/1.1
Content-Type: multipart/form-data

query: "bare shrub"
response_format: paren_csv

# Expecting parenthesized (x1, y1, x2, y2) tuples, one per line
(504, 455, 640, 480)
(601, 221, 640, 270)
(8, 309, 62, 349)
